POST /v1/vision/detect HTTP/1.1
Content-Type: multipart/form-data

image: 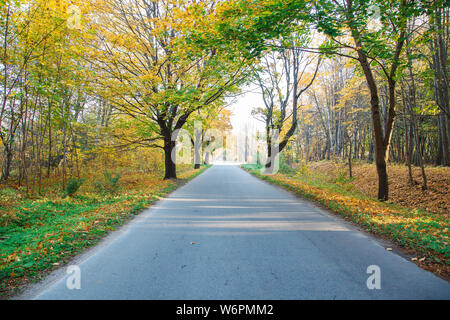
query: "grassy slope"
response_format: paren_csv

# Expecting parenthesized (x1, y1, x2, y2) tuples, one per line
(0, 165, 210, 297)
(242, 164, 449, 278)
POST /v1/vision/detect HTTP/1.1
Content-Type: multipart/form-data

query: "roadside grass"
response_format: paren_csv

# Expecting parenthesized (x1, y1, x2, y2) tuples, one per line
(0, 165, 210, 298)
(241, 164, 450, 278)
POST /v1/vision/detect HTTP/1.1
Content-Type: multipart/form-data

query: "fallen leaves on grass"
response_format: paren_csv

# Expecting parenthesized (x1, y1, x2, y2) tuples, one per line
(309, 161, 449, 216)
(0, 166, 209, 298)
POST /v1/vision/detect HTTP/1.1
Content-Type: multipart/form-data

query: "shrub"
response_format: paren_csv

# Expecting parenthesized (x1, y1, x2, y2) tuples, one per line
(94, 171, 121, 195)
(0, 187, 18, 200)
(279, 155, 296, 175)
(65, 178, 84, 197)
(295, 160, 310, 176)
(334, 168, 354, 184)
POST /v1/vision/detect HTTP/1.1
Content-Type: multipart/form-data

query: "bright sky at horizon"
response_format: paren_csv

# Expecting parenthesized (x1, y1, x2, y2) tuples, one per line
(227, 84, 264, 137)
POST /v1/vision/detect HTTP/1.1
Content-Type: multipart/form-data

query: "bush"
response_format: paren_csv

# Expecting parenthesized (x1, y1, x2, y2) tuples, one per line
(94, 171, 121, 195)
(295, 160, 310, 176)
(279, 155, 296, 175)
(65, 178, 84, 197)
(0, 187, 18, 199)
(334, 168, 354, 184)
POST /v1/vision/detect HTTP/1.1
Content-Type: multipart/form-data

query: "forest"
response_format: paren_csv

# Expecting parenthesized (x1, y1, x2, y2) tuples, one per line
(0, 0, 448, 297)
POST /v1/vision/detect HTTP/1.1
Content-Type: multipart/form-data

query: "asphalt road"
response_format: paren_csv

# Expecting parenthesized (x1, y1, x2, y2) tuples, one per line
(24, 165, 449, 299)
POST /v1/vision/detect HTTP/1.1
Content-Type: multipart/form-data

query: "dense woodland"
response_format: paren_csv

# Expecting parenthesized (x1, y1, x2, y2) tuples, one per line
(0, 0, 448, 201)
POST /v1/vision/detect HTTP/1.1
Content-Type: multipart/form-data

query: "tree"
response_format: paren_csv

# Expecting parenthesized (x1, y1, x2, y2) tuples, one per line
(252, 33, 320, 173)
(0, 0, 86, 184)
(307, 0, 432, 200)
(217, 0, 445, 199)
(427, 3, 449, 166)
(86, 0, 249, 179)
(185, 101, 232, 169)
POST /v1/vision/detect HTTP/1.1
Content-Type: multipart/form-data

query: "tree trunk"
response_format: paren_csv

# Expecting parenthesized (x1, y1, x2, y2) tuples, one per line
(245, 134, 248, 162)
(264, 138, 274, 173)
(438, 112, 449, 166)
(410, 115, 428, 190)
(1, 145, 13, 181)
(164, 137, 177, 179)
(357, 52, 390, 200)
(264, 129, 278, 174)
(193, 128, 202, 169)
(348, 135, 352, 179)
(376, 160, 389, 200)
(403, 111, 414, 186)
(430, 5, 449, 165)
(405, 30, 428, 190)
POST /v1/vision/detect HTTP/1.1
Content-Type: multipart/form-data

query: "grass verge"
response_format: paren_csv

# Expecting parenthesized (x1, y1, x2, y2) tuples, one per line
(0, 165, 210, 298)
(241, 164, 449, 279)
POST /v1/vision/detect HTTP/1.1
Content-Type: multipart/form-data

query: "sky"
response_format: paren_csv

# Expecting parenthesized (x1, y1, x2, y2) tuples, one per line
(208, 84, 265, 163)
(227, 84, 264, 137)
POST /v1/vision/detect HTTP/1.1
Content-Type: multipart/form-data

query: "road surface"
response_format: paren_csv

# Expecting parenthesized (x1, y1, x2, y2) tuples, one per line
(22, 165, 450, 299)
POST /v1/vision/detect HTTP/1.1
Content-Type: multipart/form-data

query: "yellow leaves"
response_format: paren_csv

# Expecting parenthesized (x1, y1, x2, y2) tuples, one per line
(44, 0, 65, 12)
(333, 75, 369, 113)
(138, 73, 159, 84)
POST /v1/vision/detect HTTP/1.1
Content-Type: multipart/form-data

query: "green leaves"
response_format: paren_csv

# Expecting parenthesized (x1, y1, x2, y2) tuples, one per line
(65, 178, 84, 197)
(215, 0, 309, 58)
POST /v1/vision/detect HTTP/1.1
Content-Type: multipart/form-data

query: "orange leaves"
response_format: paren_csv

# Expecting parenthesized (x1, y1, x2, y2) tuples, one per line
(6, 253, 20, 263)
(308, 161, 450, 216)
(265, 164, 449, 239)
